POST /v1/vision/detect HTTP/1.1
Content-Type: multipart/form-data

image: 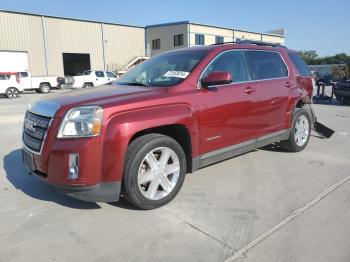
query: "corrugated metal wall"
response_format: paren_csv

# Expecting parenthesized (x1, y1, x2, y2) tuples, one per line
(45, 17, 104, 76)
(0, 10, 146, 77)
(103, 24, 145, 72)
(0, 12, 47, 76)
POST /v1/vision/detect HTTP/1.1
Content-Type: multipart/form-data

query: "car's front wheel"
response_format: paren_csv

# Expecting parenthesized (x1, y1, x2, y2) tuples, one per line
(280, 108, 311, 152)
(123, 134, 186, 209)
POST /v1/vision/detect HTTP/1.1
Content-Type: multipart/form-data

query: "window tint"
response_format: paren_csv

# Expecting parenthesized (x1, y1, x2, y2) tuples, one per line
(106, 71, 116, 78)
(215, 36, 224, 44)
(174, 34, 184, 47)
(152, 39, 161, 50)
(95, 71, 105, 78)
(19, 72, 29, 78)
(203, 51, 249, 83)
(245, 51, 288, 80)
(288, 53, 312, 76)
(195, 34, 205, 45)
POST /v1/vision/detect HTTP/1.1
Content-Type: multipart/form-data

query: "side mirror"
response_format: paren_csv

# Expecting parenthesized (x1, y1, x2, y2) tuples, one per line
(201, 71, 232, 88)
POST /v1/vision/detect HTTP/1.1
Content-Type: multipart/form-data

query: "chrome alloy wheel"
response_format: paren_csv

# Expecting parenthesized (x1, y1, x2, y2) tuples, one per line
(137, 147, 180, 200)
(294, 115, 309, 147)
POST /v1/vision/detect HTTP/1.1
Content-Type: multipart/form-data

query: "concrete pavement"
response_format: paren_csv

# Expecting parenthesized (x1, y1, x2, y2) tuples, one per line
(0, 89, 349, 262)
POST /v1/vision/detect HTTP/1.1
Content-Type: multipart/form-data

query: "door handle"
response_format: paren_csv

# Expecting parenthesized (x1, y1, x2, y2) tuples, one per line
(285, 81, 293, 88)
(244, 87, 256, 94)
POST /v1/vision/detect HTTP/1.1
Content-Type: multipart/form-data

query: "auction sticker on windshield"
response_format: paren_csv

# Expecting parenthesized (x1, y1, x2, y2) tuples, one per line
(164, 71, 190, 78)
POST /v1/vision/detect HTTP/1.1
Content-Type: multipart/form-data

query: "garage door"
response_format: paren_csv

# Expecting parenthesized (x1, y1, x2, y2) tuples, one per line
(0, 51, 28, 72)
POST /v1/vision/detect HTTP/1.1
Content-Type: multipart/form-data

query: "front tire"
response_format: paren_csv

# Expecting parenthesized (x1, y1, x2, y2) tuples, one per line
(280, 108, 311, 152)
(123, 134, 186, 209)
(5, 87, 20, 98)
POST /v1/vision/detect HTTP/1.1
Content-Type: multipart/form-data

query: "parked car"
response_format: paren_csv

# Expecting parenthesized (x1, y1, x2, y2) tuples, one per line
(17, 71, 60, 93)
(0, 72, 23, 98)
(334, 80, 350, 103)
(67, 70, 117, 88)
(22, 41, 314, 209)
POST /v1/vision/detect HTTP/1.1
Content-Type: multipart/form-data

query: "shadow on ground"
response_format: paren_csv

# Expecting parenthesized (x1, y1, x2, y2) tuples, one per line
(3, 149, 101, 209)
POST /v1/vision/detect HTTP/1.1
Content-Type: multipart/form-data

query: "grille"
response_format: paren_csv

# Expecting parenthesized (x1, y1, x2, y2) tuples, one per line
(23, 111, 52, 153)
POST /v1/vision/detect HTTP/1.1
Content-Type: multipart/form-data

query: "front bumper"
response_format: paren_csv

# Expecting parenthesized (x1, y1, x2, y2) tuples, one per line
(23, 146, 121, 203)
(27, 168, 121, 202)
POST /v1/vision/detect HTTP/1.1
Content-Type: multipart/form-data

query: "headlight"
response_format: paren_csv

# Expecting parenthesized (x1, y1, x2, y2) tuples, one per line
(57, 106, 103, 138)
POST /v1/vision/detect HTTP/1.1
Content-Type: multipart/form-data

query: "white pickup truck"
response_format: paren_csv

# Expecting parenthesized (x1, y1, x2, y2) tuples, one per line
(67, 70, 117, 88)
(17, 71, 60, 93)
(0, 72, 23, 98)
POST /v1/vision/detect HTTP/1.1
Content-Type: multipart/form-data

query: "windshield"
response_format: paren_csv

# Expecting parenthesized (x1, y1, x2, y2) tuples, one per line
(115, 51, 209, 87)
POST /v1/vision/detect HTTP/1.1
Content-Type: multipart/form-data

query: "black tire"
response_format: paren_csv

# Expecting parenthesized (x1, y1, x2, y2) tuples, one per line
(5, 87, 20, 98)
(280, 108, 311, 152)
(82, 82, 93, 88)
(39, 84, 50, 94)
(123, 134, 186, 210)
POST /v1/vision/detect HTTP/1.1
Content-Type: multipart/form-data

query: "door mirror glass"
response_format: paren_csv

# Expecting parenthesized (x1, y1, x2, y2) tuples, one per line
(201, 71, 232, 87)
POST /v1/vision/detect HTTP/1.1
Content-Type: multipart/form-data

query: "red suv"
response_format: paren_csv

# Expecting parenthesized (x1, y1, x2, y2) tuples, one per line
(22, 41, 314, 209)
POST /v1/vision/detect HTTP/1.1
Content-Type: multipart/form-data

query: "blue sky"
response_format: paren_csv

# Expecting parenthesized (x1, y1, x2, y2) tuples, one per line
(0, 0, 348, 56)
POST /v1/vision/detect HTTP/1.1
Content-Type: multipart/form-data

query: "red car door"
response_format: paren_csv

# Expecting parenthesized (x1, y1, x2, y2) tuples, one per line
(197, 50, 260, 155)
(245, 50, 290, 136)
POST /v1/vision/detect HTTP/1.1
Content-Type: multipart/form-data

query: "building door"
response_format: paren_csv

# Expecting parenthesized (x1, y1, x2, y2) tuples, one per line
(0, 51, 28, 72)
(62, 53, 91, 76)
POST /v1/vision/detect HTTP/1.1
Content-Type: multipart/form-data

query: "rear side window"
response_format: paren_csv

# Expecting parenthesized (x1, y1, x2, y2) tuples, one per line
(288, 53, 312, 76)
(203, 51, 249, 83)
(245, 51, 288, 80)
(95, 71, 105, 78)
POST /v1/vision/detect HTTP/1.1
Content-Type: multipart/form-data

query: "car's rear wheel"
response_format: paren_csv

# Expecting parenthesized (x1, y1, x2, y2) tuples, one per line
(280, 108, 311, 152)
(82, 82, 93, 88)
(5, 87, 20, 98)
(123, 134, 186, 209)
(39, 84, 50, 94)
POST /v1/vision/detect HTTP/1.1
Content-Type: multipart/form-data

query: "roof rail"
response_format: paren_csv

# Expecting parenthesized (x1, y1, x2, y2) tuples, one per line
(236, 40, 287, 49)
(212, 40, 287, 49)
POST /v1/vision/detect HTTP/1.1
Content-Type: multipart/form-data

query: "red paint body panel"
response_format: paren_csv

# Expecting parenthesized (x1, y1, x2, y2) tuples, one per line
(26, 44, 312, 188)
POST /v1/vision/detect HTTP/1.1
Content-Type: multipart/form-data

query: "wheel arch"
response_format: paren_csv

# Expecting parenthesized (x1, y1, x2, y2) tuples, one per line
(39, 82, 51, 87)
(129, 124, 193, 174)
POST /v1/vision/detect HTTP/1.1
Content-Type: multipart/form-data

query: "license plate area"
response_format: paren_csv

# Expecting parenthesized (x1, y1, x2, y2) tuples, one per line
(22, 149, 36, 172)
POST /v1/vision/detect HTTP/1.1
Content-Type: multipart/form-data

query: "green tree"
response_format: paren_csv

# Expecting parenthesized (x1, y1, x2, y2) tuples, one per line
(299, 50, 318, 64)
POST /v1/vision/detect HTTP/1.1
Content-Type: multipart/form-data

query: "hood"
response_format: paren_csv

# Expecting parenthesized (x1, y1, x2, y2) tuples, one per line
(29, 84, 165, 117)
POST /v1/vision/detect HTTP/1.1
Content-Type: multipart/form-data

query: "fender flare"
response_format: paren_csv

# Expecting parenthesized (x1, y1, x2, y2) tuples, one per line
(100, 104, 197, 182)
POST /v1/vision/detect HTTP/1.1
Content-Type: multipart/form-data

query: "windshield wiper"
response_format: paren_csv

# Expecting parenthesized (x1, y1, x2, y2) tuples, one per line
(117, 82, 150, 86)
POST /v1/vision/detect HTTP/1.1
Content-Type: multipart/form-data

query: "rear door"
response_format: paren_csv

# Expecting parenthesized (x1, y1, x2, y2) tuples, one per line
(94, 71, 107, 86)
(245, 50, 290, 135)
(198, 50, 260, 154)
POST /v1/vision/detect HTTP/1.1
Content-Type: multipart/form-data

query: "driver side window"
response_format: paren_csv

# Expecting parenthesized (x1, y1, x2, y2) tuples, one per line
(204, 51, 249, 83)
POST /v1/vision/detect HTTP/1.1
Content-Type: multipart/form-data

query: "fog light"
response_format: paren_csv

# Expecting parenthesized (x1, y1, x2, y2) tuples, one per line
(68, 154, 79, 180)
